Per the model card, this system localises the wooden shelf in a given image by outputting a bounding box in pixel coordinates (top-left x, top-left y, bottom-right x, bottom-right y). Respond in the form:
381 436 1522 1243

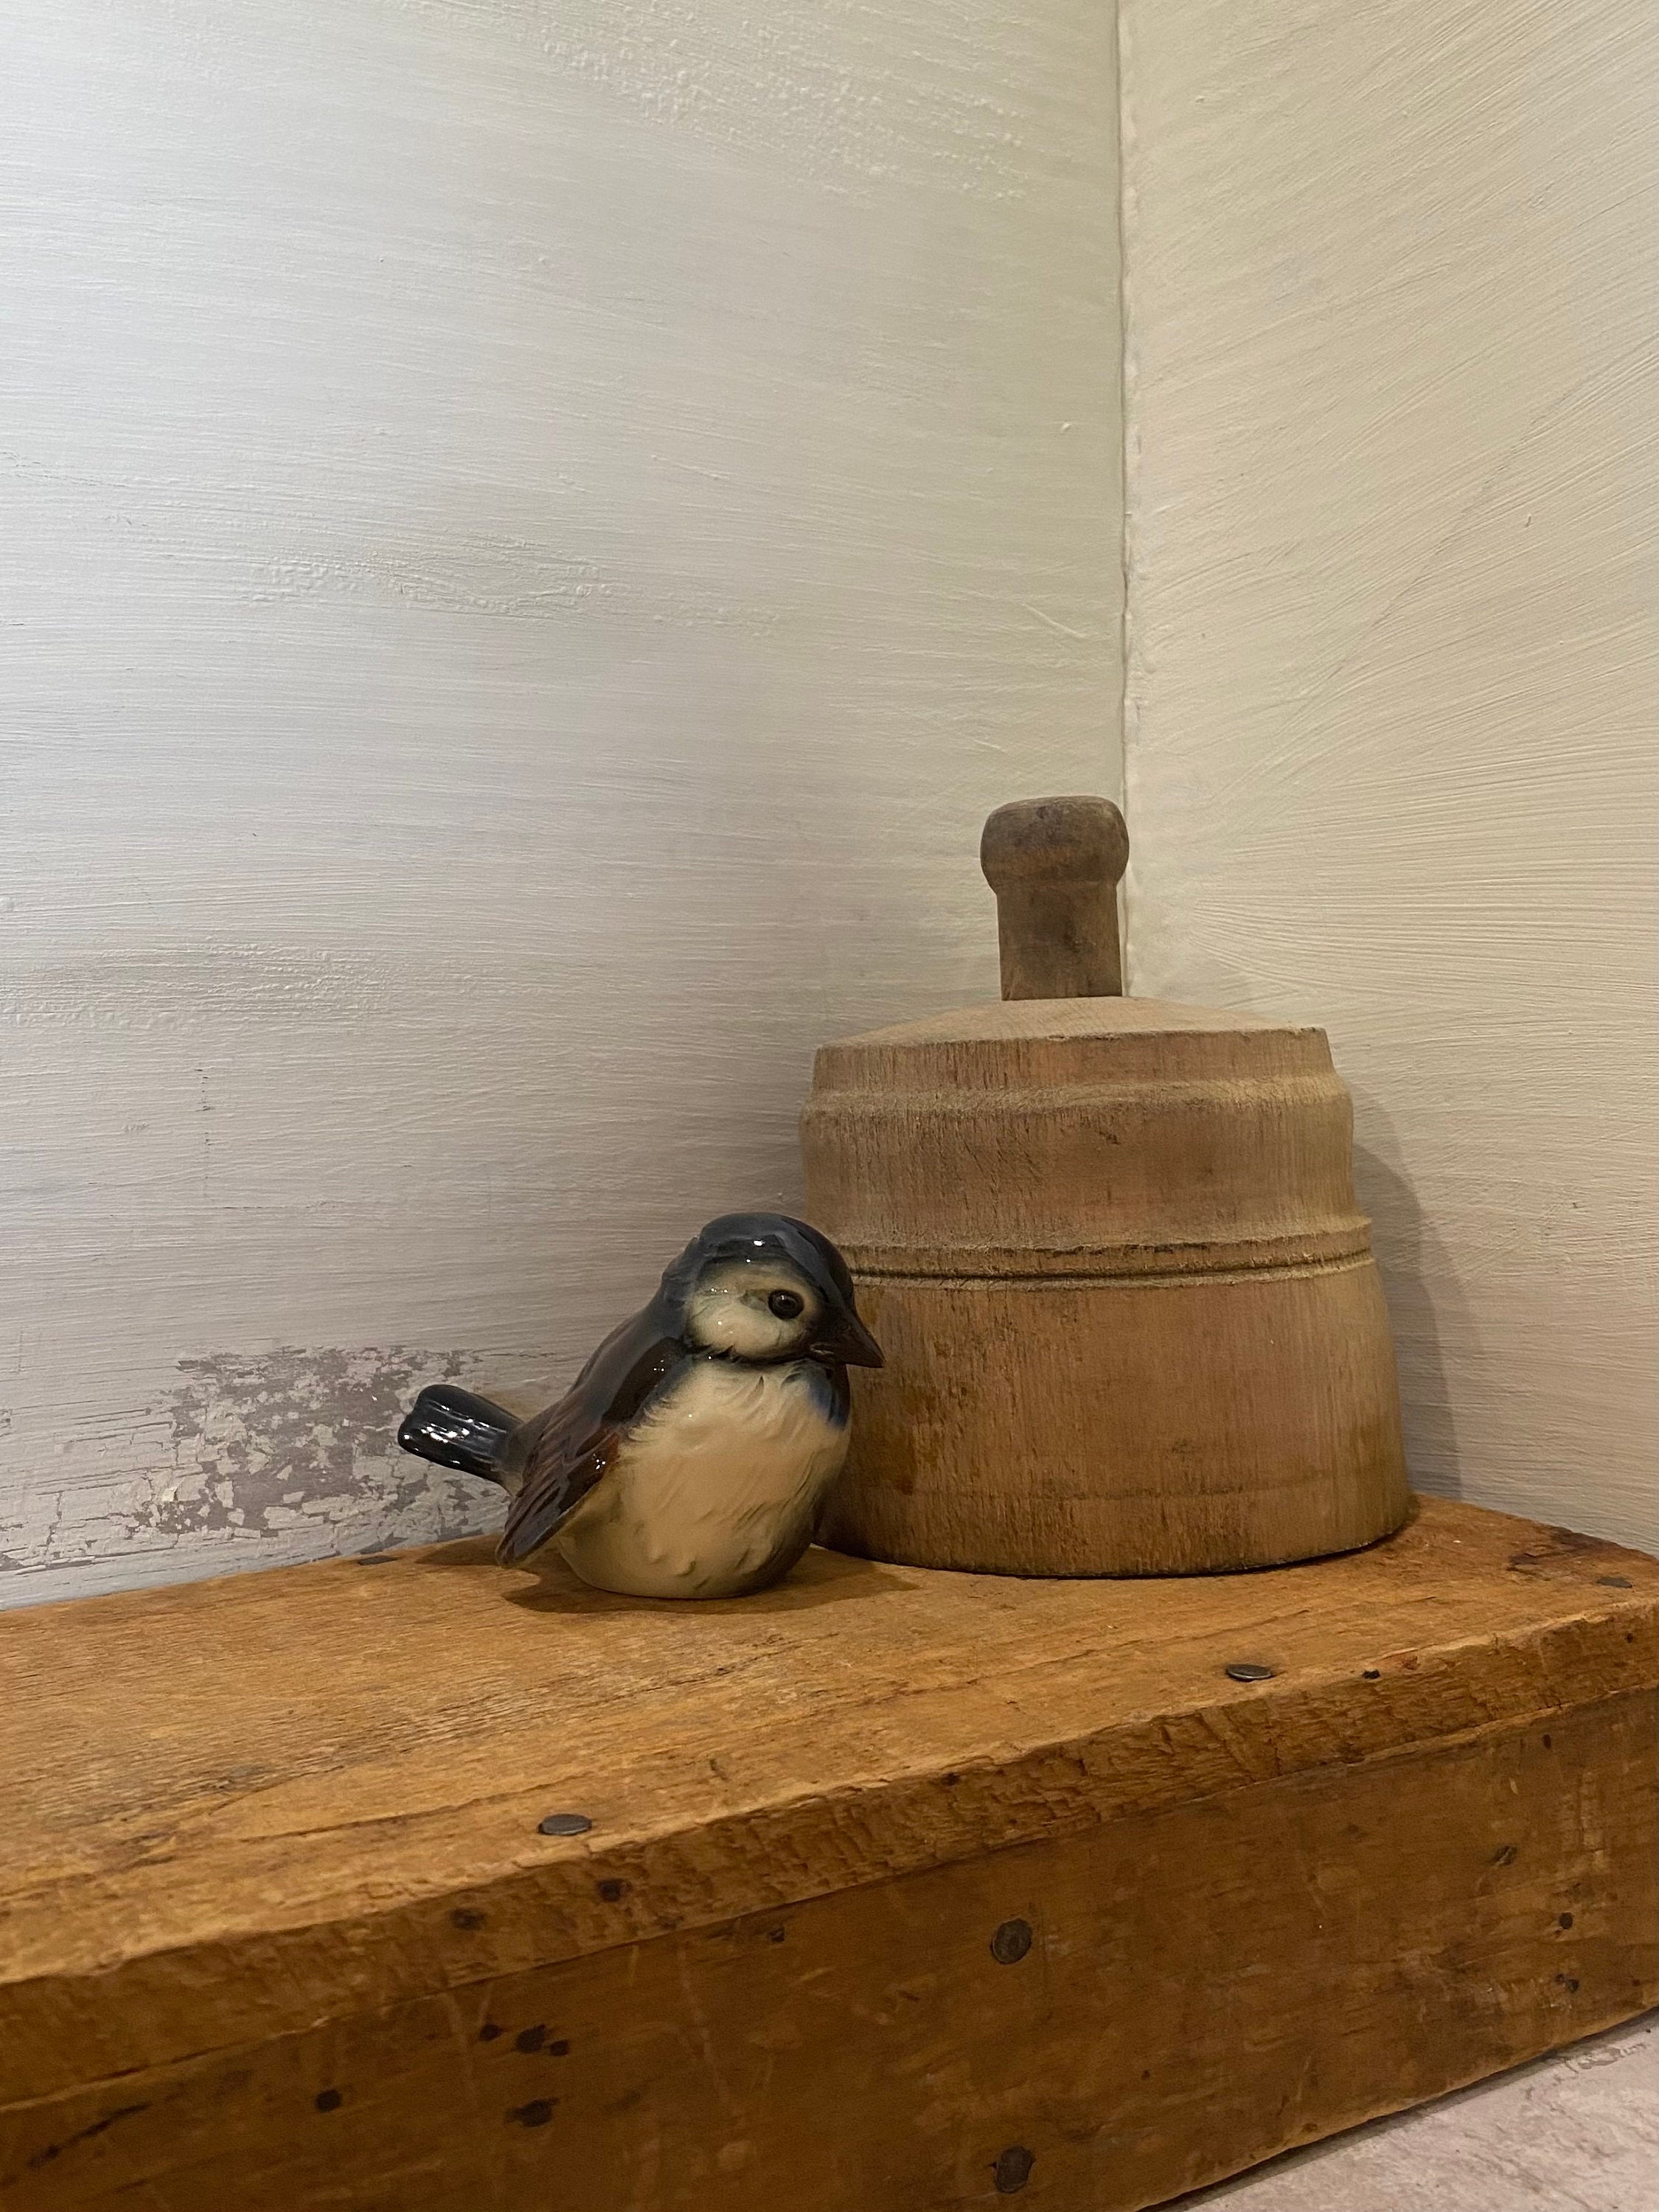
1 1495 1654 2210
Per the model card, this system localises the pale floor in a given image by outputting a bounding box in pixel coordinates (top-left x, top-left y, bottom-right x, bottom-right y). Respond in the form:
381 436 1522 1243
1169 2014 1656 2212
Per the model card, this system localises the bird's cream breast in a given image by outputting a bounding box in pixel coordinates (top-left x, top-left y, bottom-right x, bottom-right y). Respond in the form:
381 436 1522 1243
554 1360 848 1601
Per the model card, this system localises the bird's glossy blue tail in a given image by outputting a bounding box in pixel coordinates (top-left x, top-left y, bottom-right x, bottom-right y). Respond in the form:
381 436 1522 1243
397 1384 518 1481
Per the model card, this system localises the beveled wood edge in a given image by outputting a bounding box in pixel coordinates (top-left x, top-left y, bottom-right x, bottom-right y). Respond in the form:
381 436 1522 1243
839 1228 1374 1281
1 1577 1652 2106
801 1068 1345 1104
2 1672 1651 2112
806 1001 1331 1054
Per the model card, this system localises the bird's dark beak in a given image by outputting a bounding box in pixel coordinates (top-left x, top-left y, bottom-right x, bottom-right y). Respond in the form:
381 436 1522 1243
813 1306 884 1369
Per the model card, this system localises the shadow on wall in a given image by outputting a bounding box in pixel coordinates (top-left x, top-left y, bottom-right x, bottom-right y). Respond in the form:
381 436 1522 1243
1351 1089 1470 1504
1114 938 1469 1506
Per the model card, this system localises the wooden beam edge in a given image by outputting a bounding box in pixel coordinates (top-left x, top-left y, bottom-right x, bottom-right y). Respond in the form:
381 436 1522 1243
2 1601 1652 2104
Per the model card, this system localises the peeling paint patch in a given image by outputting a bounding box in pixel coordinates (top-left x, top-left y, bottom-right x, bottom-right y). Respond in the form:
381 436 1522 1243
126 1346 515 1552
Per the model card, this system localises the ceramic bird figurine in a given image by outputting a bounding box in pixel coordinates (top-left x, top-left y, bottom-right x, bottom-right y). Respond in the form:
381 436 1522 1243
397 1214 883 1599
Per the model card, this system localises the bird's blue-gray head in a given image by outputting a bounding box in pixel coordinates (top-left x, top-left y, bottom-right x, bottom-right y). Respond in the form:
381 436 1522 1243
661 1214 883 1369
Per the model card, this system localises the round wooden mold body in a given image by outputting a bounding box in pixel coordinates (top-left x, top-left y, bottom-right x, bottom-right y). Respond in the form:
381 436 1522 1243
800 994 1411 1576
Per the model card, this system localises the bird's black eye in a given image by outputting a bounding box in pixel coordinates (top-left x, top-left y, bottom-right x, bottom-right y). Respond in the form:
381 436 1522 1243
768 1290 804 1320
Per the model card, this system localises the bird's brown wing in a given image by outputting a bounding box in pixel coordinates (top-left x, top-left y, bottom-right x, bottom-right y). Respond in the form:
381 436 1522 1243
496 1308 683 1566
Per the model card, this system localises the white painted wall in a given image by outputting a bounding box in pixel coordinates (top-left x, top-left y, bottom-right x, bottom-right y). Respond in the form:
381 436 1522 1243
1 2 1122 1601
1119 0 1658 1547
7 0 1651 1604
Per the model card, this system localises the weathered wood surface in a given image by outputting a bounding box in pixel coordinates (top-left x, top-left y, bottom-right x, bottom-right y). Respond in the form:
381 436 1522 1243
1 1498 1653 2210
978 794 1129 1001
801 992 1410 1573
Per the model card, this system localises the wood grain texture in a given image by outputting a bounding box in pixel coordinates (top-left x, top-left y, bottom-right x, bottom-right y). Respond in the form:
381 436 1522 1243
980 795 1129 999
0 1498 1652 2211
4 1692 1652 2212
823 1263 1408 1576
801 996 1409 1572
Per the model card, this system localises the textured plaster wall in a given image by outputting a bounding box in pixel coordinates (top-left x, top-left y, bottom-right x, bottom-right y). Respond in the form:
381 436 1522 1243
1 1 1122 1602
1119 0 1658 1548
6 0 1652 1607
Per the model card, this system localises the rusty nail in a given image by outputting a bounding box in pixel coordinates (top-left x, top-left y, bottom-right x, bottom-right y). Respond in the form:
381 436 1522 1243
1225 1661 1275 1683
538 1812 593 1837
990 1918 1033 1965
994 2146 1035 2194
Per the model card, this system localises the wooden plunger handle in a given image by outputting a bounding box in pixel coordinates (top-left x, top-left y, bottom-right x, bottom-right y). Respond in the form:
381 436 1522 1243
979 796 1129 1001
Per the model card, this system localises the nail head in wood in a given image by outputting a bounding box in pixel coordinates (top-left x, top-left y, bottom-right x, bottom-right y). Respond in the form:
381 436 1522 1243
990 1917 1034 1964
993 2145 1035 2193
979 795 1128 1001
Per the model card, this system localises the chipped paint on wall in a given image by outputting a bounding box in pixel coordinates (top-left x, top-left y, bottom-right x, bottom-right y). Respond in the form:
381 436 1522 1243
1119 0 1658 1548
0 1 1122 1604
147 1349 493 1540
2 1348 529 1600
